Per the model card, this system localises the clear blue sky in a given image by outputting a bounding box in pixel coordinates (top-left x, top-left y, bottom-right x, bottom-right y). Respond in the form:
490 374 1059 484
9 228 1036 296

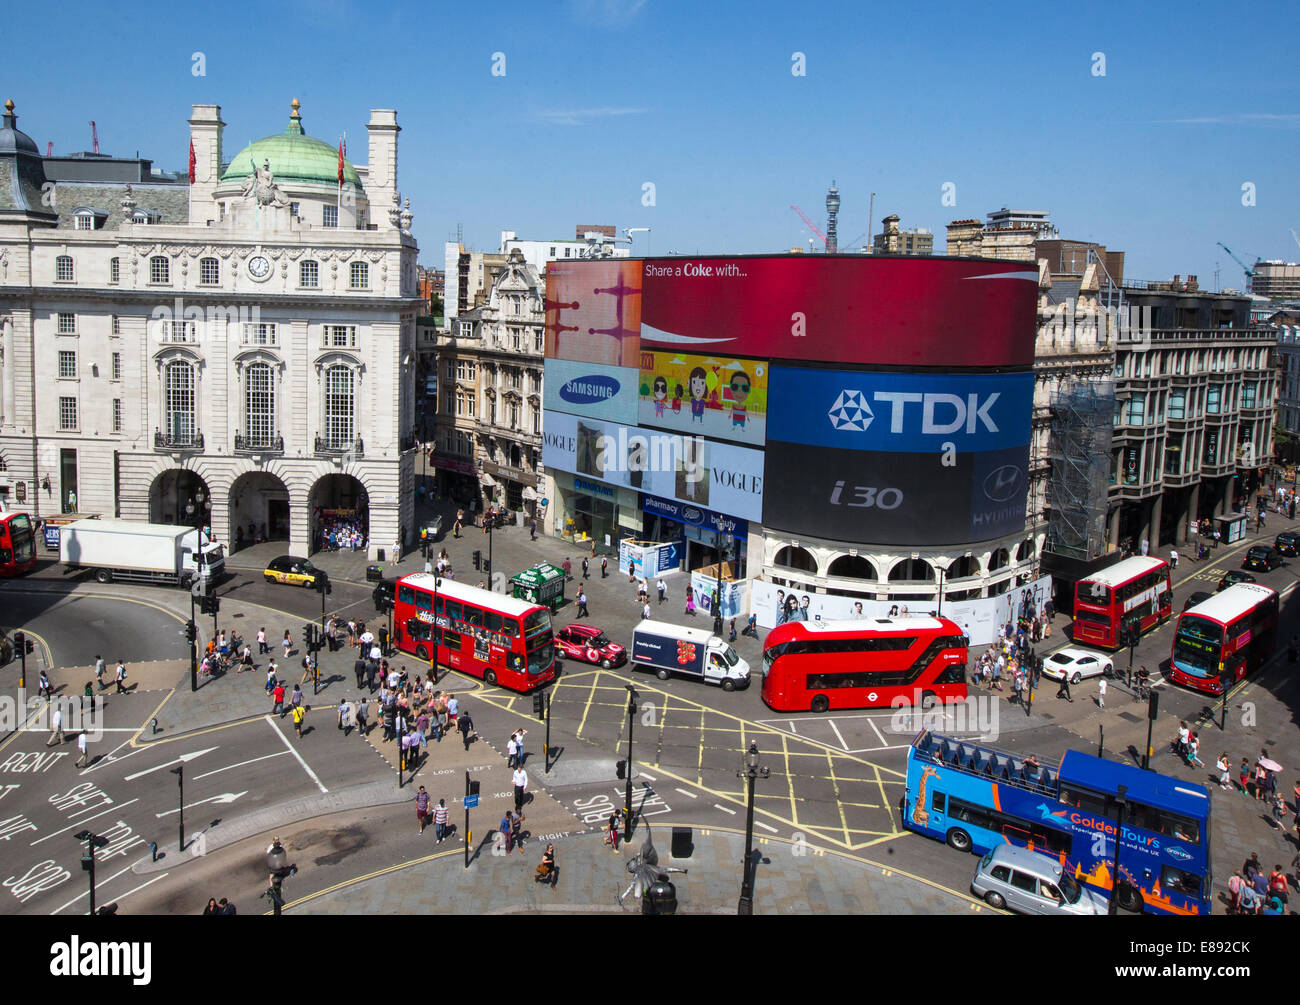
5 0 1297 288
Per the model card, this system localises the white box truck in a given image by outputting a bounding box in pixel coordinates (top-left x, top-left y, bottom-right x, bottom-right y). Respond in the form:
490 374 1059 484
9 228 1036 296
60 519 224 588
631 620 751 690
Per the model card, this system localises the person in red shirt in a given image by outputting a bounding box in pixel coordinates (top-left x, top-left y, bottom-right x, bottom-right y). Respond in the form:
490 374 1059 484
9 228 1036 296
272 683 286 718
1269 866 1289 906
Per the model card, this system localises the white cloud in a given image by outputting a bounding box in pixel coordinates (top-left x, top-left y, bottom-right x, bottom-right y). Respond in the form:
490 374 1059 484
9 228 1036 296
1139 112 1300 127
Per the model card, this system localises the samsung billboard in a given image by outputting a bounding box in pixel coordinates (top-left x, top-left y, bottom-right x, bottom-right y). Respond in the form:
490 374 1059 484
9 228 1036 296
546 256 1037 369
543 359 639 425
762 367 1033 545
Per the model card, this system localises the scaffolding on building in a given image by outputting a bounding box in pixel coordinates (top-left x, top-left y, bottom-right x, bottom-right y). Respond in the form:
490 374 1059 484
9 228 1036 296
1046 381 1115 561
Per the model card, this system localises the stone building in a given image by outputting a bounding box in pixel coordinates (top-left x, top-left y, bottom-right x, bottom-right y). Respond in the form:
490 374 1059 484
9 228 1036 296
0 98 421 560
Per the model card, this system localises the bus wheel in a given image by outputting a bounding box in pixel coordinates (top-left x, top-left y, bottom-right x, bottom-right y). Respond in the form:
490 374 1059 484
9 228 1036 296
984 890 1006 910
1116 881 1143 913
721 679 736 692
656 669 670 680
810 695 829 714
946 828 973 852
920 690 938 711
415 645 428 661
95 568 112 584
485 670 498 686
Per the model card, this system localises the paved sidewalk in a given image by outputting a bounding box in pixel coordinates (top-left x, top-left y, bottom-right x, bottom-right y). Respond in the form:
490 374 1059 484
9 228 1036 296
291 825 991 915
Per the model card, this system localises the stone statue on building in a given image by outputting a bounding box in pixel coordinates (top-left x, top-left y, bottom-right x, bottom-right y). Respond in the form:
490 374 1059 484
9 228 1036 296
241 158 291 208
120 184 136 221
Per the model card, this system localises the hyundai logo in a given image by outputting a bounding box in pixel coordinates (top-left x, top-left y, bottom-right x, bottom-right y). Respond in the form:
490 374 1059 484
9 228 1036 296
983 464 1025 502
559 375 620 404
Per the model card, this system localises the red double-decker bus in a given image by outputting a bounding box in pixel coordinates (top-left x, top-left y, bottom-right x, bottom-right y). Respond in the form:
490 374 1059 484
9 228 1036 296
391 575 556 692
0 512 37 577
761 616 968 713
1072 556 1172 649
1169 583 1278 695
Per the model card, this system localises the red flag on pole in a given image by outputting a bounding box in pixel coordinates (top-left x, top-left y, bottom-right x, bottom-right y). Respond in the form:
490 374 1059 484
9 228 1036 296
188 139 196 184
337 140 344 185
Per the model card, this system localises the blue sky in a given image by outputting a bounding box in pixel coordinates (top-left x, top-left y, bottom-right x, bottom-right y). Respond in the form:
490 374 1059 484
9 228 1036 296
5 0 1298 287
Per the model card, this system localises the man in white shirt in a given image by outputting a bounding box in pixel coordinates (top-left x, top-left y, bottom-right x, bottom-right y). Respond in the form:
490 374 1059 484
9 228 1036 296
48 704 63 746
1097 677 1107 709
513 765 528 812
506 732 518 769
76 730 89 769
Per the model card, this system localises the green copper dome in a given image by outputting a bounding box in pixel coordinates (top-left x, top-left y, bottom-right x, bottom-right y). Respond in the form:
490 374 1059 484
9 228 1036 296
221 99 360 188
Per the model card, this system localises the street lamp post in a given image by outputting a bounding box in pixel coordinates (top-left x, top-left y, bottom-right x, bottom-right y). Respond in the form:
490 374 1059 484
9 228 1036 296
624 684 637 842
713 530 733 638
737 740 770 915
1107 783 1128 915
937 565 945 617
170 765 184 852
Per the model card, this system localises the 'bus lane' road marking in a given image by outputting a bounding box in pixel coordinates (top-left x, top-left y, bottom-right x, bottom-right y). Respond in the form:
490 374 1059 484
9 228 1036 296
30 799 139 846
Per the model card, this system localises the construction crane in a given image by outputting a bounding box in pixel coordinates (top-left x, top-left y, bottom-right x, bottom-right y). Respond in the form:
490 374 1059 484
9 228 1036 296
790 205 828 248
89 120 98 155
45 142 52 156
1217 241 1257 292
1290 228 1300 252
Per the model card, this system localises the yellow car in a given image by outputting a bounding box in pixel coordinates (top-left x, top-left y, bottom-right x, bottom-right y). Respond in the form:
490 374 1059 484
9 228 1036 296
263 555 328 589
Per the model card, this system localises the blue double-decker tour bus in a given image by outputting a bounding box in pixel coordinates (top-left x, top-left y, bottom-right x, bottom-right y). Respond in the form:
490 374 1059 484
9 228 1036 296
904 730 1211 915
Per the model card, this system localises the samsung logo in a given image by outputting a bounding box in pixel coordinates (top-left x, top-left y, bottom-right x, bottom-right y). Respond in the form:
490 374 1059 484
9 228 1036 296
559 376 620 405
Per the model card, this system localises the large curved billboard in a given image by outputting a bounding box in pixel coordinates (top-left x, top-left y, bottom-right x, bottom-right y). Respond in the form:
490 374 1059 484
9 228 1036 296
546 255 1039 369
762 366 1033 545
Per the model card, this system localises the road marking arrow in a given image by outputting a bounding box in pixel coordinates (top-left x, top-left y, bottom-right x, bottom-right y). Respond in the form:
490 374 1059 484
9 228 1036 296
124 746 219 781
155 791 247 817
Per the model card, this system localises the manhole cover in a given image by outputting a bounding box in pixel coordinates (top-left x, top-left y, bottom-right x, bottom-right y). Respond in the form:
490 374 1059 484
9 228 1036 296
1117 711 1142 723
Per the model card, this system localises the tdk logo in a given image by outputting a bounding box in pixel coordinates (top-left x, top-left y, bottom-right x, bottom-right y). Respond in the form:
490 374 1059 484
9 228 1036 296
559 375 619 405
829 390 1001 435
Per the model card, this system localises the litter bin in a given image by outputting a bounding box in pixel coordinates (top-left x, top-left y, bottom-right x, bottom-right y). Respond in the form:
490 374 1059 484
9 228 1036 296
366 564 383 582
642 878 678 915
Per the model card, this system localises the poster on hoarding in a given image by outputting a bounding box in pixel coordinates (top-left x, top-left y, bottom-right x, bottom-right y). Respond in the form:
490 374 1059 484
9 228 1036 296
637 256 1038 368
748 576 1052 646
544 260 642 366
637 349 768 446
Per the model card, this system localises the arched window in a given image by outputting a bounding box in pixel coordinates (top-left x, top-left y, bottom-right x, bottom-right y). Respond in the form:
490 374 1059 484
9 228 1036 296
1015 538 1035 562
245 363 276 447
948 554 980 578
988 548 1010 572
826 555 878 581
773 546 817 575
888 558 935 583
323 365 355 448
55 255 74 282
164 361 196 444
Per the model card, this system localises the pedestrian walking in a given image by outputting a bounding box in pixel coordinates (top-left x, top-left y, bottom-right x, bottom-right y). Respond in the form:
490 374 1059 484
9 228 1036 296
513 764 528 812
48 704 63 746
500 811 514 854
641 601 651 620
529 517 537 541
515 728 528 765
685 585 696 617
1097 677 1107 709
257 628 269 655
114 660 128 694
292 703 305 738
507 730 519 768
535 843 557 887
604 810 621 851
459 711 475 750
434 798 449 842
415 786 430 834
76 730 89 769
95 655 106 690
510 808 525 850
582 556 590 579
562 557 572 579
354 657 366 689
657 578 666 605
1240 758 1251 795
282 630 292 659
600 556 608 578
338 697 352 734
576 588 589 619
290 684 303 712
38 670 51 700
356 697 369 736
1056 673 1072 702
1217 753 1232 790
1170 548 1179 570
272 682 286 717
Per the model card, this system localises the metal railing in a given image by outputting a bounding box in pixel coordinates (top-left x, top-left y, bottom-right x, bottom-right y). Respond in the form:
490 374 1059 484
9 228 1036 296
154 428 203 451
314 435 364 458
233 433 284 455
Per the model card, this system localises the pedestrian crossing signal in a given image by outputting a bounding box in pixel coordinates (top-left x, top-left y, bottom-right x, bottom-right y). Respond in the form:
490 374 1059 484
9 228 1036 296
616 759 627 779
533 692 545 719
185 621 197 644
473 550 482 571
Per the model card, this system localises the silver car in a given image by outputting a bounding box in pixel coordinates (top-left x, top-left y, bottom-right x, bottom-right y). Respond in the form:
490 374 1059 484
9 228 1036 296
971 844 1109 915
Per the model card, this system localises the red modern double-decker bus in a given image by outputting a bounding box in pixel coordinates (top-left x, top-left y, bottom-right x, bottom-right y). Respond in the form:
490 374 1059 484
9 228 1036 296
391 575 556 692
1072 556 1172 649
1169 583 1278 695
0 512 37 577
761 616 968 713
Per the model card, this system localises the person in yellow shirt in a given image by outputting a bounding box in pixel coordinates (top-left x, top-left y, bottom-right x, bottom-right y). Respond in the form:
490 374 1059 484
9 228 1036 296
292 703 306 738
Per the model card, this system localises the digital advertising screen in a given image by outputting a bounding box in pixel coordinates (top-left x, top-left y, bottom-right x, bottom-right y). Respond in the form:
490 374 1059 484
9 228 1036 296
637 349 768 446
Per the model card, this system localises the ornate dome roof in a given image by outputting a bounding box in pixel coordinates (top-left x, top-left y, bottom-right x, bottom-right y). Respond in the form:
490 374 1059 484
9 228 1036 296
0 99 54 218
220 99 360 188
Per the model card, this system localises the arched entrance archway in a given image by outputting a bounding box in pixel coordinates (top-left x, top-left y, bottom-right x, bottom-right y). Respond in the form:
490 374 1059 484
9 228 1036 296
229 471 290 552
150 469 212 529
308 473 368 553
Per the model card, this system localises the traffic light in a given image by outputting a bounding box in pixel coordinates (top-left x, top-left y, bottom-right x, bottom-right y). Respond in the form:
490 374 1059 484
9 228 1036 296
616 759 627 779
315 576 332 596
13 630 24 654
532 692 545 720
483 559 491 575
467 779 480 798
473 550 482 571
185 621 197 644
302 623 314 651
200 596 220 616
